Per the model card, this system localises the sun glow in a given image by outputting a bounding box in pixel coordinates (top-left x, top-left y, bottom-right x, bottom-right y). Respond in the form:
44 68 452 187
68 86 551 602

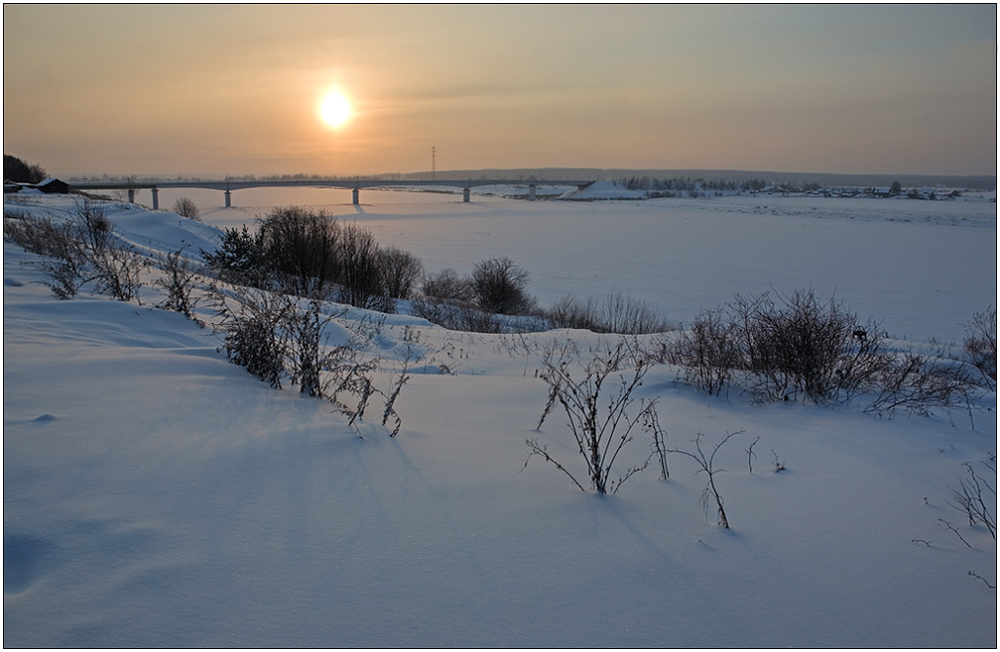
319 90 352 129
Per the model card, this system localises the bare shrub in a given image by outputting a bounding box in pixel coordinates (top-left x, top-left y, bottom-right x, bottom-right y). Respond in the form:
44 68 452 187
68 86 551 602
672 307 740 395
865 351 977 416
472 257 535 315
380 246 423 300
209 286 413 435
527 338 657 494
948 455 996 539
211 286 292 389
336 222 393 312
258 206 341 297
287 299 339 397
548 290 671 334
679 289 896 405
74 199 114 258
5 206 144 302
736 289 860 403
423 268 474 303
666 288 978 417
964 307 997 390
411 297 496 333
667 431 743 528
71 200 147 303
4 211 86 298
89 241 146 303
4 210 80 259
172 197 200 221
155 246 203 321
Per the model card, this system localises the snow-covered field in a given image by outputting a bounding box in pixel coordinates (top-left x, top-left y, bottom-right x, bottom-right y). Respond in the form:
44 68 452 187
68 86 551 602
4 190 997 647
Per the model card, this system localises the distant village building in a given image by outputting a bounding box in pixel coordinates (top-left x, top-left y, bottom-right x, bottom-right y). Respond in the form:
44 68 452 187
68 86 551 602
37 178 70 194
3 177 70 194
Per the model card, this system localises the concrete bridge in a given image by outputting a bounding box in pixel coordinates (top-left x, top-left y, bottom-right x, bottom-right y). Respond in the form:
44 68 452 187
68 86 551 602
70 178 595 210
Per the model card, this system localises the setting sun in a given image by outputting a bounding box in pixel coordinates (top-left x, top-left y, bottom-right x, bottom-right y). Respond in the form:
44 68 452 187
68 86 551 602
319 90 352 129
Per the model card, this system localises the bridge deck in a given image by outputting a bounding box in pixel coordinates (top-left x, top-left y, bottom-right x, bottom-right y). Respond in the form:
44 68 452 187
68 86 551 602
70 179 594 191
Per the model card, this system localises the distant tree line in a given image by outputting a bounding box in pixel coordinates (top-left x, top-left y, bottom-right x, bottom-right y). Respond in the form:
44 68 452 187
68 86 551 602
4 154 47 184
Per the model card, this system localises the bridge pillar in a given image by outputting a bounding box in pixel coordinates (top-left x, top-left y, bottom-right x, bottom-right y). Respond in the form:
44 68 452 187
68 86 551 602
151 186 159 210
529 184 537 201
352 188 360 205
224 190 231 208
463 186 470 202
127 188 135 203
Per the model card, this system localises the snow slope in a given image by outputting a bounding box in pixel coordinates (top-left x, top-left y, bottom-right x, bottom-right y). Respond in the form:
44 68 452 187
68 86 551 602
3 193 996 647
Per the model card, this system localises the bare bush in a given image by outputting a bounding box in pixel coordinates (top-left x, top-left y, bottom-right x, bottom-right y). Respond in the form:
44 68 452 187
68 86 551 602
89 240 146 303
287 299 339 397
472 257 535 315
948 455 996 539
4 211 86 298
666 288 964 415
155 246 203 321
209 286 412 435
865 352 977 416
423 268 474 303
258 207 341 297
412 297 518 334
667 431 744 528
172 197 200 221
211 286 292 389
74 199 114 258
734 289 862 403
68 199 146 303
548 290 671 334
672 307 740 395
4 210 80 259
336 222 393 312
380 246 423 300
964 307 997 390
527 339 657 494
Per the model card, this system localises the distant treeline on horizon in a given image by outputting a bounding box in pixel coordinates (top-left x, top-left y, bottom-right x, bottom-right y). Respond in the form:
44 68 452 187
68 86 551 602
62 168 996 191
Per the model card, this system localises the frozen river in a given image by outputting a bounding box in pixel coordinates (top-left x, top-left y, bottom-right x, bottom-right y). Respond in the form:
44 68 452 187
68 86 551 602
156 185 996 343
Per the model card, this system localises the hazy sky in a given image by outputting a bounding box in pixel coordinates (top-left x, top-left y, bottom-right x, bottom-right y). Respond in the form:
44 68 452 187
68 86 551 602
4 4 996 178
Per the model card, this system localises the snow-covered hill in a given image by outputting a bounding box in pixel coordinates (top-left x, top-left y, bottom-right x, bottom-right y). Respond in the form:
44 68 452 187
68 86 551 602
4 193 996 647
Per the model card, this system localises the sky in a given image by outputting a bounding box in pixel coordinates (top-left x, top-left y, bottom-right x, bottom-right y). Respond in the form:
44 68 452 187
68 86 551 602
3 4 997 179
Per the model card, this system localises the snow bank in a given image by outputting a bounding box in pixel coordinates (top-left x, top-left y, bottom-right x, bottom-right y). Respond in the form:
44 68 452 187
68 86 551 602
560 180 646 200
